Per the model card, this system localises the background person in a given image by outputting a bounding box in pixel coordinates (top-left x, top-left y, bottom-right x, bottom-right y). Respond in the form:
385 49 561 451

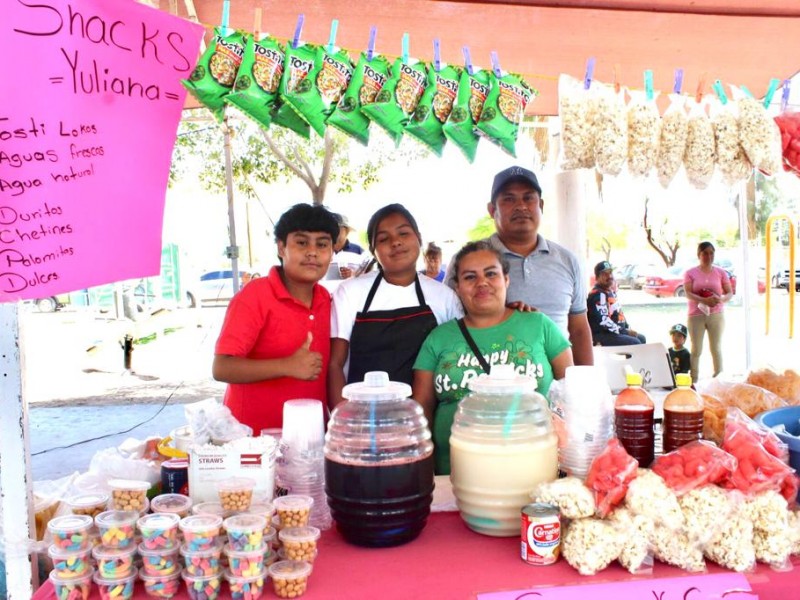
684 241 732 382
212 204 339 432
328 203 463 409
668 323 691 375
587 261 646 346
420 242 446 282
413 240 573 475
446 166 593 366
332 213 364 279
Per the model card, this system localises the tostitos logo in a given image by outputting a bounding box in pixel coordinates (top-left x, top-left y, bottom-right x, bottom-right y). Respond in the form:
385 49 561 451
527 522 559 547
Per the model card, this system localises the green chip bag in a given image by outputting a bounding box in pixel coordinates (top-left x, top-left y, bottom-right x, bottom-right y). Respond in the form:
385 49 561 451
282 47 354 137
476 72 536 157
271 42 317 139
405 64 461 156
442 69 491 163
327 52 391 146
224 35 285 129
182 27 247 120
361 58 428 146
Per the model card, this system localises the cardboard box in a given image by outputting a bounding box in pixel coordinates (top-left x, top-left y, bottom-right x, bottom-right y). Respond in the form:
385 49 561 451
188 437 276 504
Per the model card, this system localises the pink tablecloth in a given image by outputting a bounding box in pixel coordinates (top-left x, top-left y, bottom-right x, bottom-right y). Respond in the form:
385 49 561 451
35 511 800 599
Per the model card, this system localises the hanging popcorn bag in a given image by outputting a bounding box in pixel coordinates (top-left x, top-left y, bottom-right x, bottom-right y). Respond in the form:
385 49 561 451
558 73 597 170
656 93 689 187
593 82 628 176
684 97 716 189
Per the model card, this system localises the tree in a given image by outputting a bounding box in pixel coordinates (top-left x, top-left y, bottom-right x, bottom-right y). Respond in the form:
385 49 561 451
467 216 495 241
643 197 680 266
170 108 427 204
586 211 629 262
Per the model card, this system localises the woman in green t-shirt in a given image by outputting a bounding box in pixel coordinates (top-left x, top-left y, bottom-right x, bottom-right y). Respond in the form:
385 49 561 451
412 240 574 475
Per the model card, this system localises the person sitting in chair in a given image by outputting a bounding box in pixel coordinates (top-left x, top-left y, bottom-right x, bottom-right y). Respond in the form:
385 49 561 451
588 261 646 346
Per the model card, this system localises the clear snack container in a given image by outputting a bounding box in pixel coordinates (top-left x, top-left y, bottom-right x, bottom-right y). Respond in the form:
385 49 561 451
263 526 278 554
92 544 136 579
180 542 223 576
224 568 267 600
278 526 320 563
68 493 109 519
191 502 231 518
182 570 223 600
48 514 94 552
268 560 313 598
223 543 267 578
108 479 150 512
95 510 139 549
49 568 93 600
138 542 180 576
93 571 137 600
223 514 267 552
277 547 318 563
47 544 92 579
138 512 181 550
273 495 314 528
216 477 256 512
179 514 223 552
450 364 558 537
139 568 182 599
151 494 193 519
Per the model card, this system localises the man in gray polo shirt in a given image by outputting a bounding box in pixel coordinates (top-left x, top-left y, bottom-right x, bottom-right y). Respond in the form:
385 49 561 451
447 166 594 366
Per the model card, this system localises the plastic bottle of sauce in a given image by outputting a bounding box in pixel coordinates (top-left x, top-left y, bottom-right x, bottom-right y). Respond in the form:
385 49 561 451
662 373 704 454
614 372 655 467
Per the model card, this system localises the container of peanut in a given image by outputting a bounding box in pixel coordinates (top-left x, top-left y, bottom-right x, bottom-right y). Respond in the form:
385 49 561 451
278 526 320 563
268 560 313 598
273 495 314 528
216 477 256 512
68 493 109 519
108 479 150 512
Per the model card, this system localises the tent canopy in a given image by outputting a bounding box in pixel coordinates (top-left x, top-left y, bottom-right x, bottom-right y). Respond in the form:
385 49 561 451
165 0 800 115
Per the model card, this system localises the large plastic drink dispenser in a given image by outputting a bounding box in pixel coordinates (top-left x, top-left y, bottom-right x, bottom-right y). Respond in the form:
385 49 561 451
450 365 558 537
324 371 434 547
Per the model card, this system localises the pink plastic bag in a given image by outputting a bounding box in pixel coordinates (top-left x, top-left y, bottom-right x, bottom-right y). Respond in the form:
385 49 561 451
585 438 638 517
652 440 737 496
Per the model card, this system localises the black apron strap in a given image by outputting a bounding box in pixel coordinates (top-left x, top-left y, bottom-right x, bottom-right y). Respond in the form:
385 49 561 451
413 276 425 305
456 318 491 374
361 272 384 313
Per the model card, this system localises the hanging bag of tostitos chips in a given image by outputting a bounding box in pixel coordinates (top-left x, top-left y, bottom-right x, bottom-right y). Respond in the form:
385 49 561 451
405 57 460 156
271 41 318 139
442 57 491 163
327 50 391 146
182 27 247 121
476 68 535 157
224 35 285 129
283 44 354 138
361 42 428 147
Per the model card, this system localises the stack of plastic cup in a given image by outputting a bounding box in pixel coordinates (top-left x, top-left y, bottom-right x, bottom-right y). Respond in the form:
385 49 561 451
276 400 331 530
558 365 615 479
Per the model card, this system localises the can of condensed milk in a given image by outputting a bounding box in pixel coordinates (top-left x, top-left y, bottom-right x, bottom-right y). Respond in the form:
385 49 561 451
521 502 561 565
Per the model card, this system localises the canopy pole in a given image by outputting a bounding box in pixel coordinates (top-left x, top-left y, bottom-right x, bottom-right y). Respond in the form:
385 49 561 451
0 302 35 598
223 115 240 294
737 181 753 370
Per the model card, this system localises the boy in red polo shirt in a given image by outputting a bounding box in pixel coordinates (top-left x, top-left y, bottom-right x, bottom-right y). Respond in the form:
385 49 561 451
212 203 339 432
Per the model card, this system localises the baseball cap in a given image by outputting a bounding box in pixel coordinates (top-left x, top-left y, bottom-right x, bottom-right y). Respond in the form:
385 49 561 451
490 166 542 202
333 213 354 231
669 323 688 337
594 261 613 277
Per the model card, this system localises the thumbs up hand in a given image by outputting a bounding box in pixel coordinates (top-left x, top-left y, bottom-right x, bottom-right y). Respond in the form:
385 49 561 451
287 332 323 380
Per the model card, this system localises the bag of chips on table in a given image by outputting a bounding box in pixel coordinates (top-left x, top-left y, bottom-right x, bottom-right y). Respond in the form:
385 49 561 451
476 71 535 157
656 93 689 187
271 42 317 138
224 35 284 128
361 58 428 146
182 27 247 121
593 82 627 176
626 89 661 177
283 46 354 137
442 68 491 162
327 52 392 146
733 85 782 175
558 74 597 170
710 96 752 186
405 64 461 156
684 97 716 189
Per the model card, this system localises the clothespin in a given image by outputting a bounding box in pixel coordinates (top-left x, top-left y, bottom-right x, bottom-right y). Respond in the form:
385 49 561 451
327 19 338 54
221 0 230 36
613 64 620 94
401 33 409 64
253 7 262 39
781 79 792 113
673 68 684 95
695 73 707 103
490 51 502 78
292 14 304 49
463 46 474 76
583 57 595 91
433 39 441 72
763 78 780 108
644 69 654 101
366 26 377 61
712 80 728 105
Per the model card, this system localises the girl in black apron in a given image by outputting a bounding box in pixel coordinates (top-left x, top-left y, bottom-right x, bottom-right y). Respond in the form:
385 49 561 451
328 204 443 408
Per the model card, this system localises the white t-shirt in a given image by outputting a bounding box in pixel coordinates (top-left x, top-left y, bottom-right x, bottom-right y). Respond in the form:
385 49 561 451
331 271 464 342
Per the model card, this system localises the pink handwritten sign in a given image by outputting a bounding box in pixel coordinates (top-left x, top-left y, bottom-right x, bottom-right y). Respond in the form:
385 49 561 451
477 573 757 600
0 0 203 301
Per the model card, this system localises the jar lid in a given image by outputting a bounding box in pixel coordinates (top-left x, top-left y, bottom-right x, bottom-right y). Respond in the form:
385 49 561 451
341 371 411 402
466 364 537 394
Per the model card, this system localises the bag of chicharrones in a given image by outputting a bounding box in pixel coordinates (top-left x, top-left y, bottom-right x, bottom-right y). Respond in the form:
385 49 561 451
684 97 716 188
733 85 782 176
593 82 628 176
746 367 800 406
710 95 753 186
626 89 661 177
656 93 689 187
558 73 597 170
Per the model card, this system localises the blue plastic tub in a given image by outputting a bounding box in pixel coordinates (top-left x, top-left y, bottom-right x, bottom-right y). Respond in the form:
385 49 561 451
755 406 800 498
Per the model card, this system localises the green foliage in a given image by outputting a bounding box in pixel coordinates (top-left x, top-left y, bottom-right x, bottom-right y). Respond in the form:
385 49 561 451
467 216 495 241
586 211 630 260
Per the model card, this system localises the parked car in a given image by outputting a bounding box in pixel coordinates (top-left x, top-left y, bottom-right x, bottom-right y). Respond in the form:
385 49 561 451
644 265 764 298
198 270 257 303
777 269 800 292
614 263 659 290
